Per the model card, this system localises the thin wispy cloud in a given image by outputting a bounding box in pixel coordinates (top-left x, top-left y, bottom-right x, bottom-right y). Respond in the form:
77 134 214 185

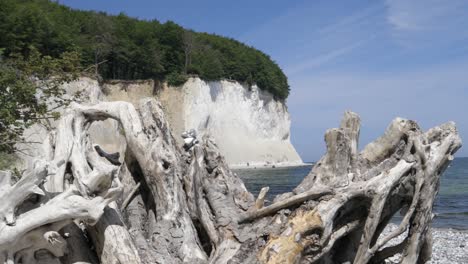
386 0 468 31
385 0 468 47
238 1 386 69
286 36 373 76
317 4 384 36
238 2 317 47
279 3 384 76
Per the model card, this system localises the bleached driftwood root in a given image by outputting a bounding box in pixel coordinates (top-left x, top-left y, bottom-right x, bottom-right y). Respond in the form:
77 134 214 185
0 102 133 264
0 98 461 264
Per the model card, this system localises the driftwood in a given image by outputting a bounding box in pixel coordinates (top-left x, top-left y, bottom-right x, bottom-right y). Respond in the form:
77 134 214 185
0 98 461 264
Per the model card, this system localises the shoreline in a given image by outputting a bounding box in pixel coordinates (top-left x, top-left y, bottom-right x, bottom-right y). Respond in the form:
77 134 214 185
230 161 313 169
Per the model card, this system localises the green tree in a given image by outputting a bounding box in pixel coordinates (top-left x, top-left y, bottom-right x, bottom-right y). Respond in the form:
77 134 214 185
90 13 115 78
0 47 80 152
192 46 224 81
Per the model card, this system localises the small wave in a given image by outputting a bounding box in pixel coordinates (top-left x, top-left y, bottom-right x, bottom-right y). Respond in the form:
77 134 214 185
436 212 468 216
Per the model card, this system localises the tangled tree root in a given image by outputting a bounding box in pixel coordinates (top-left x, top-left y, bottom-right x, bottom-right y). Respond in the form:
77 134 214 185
0 99 461 264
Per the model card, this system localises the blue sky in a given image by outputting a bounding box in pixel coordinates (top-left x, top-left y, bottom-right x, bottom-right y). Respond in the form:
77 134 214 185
61 0 468 161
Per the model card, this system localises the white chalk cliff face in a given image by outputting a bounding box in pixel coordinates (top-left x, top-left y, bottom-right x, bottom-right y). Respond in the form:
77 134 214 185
21 77 303 168
162 78 303 167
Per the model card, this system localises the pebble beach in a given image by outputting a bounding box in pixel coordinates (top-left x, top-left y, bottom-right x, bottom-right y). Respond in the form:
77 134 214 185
382 224 468 264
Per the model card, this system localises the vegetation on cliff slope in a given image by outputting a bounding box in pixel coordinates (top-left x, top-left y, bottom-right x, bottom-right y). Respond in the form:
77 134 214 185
0 0 290 99
0 47 80 153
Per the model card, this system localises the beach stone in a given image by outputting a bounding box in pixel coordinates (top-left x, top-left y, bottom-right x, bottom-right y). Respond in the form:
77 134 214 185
381 224 468 264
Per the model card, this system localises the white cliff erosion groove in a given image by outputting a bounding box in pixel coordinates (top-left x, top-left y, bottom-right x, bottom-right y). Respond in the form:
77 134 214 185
0 97 461 263
173 78 303 167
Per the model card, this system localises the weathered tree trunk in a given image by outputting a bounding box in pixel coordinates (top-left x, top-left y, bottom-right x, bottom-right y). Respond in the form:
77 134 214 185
0 98 461 264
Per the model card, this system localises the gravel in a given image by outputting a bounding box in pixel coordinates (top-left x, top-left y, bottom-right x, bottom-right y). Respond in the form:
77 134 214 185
380 224 468 264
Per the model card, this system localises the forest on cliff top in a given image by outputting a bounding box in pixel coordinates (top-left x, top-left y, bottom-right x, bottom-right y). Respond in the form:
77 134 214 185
0 0 290 99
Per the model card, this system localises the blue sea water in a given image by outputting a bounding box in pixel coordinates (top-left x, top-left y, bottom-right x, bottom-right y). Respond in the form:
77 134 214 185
234 157 468 230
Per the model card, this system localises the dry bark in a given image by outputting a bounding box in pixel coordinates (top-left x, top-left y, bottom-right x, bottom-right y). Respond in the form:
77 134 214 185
0 99 461 264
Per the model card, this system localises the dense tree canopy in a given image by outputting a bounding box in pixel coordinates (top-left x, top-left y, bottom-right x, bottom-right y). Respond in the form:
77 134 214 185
0 0 290 99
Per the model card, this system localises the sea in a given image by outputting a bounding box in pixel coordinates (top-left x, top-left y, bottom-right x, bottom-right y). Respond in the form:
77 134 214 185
234 157 468 230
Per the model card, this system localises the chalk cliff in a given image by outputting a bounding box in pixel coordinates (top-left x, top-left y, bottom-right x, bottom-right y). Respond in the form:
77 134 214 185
157 78 303 167
22 77 303 167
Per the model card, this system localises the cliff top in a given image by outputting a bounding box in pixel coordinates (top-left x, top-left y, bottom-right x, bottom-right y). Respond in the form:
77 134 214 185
0 0 290 99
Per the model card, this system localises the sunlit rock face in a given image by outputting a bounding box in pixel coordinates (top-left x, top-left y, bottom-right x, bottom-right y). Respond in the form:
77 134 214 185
21 77 303 168
17 78 105 168
158 78 303 167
